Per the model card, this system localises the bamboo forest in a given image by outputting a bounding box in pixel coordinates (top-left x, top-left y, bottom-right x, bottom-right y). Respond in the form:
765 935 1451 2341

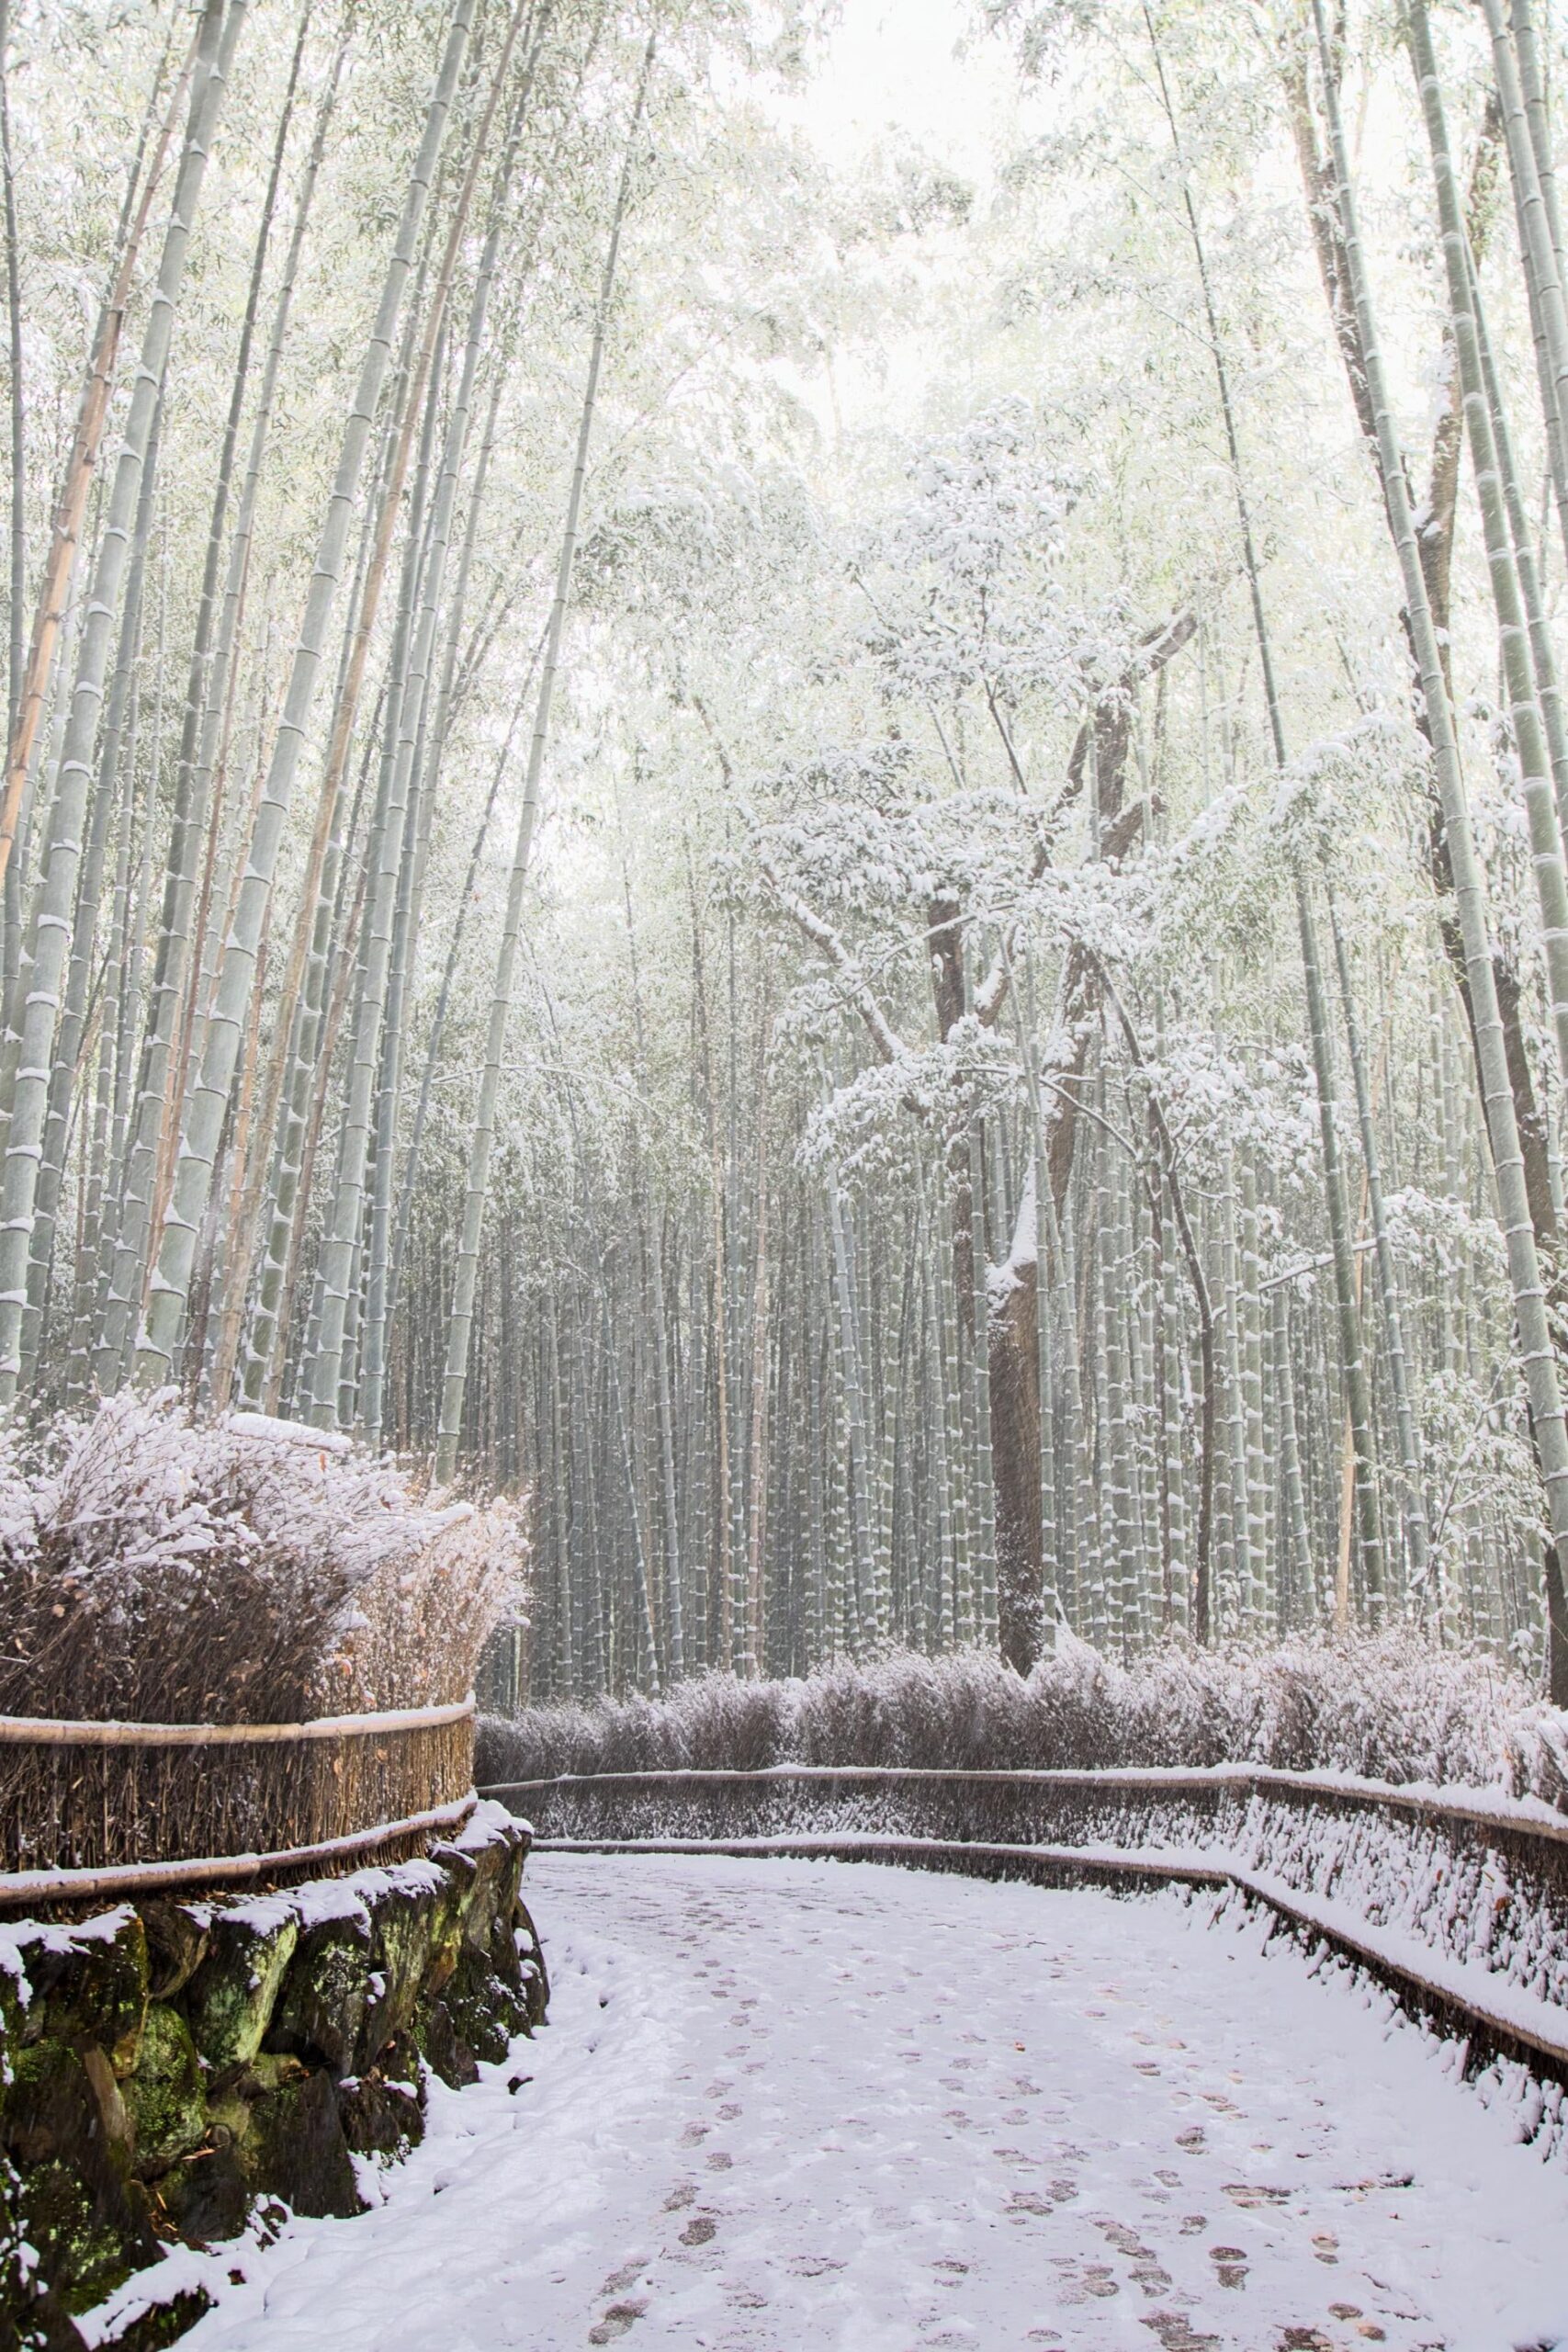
10 0 1568 1712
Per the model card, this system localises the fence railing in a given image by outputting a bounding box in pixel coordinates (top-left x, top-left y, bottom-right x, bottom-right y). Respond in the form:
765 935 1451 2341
1 1697 476 1900
484 1759 1568 2085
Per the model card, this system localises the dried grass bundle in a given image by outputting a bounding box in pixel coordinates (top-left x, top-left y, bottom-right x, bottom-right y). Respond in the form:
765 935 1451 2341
327 1502 526 1714
481 1629 1568 1808
0 1394 527 1724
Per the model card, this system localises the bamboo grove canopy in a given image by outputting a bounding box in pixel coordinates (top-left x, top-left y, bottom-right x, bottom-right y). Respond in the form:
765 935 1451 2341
6 0 1568 1703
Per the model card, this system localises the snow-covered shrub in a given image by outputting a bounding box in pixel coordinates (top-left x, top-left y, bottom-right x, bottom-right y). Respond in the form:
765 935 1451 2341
0 1394 526 1724
482 1630 1568 1806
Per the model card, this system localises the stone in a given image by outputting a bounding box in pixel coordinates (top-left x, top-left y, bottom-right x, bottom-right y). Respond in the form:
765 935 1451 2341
2 2038 153 2313
125 2007 207 2175
0 2151 88 2351
139 1909 210 2005
77 2049 130 2158
99 2289 213 2351
233 2068 362 2222
152 2148 248 2251
22 1917 148 2079
183 1905 298 2072
10 2156 148 2317
6 2035 131 2174
335 2070 423 2163
358 1871 460 2067
438 1820 527 1963
265 1905 373 2076
431 1948 526 2073
515 1899 549 2028
0 2285 86 2351
413 1995 479 2090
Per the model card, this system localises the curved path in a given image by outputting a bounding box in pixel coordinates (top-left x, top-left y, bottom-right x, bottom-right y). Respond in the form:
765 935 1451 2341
157 1855 1566 2352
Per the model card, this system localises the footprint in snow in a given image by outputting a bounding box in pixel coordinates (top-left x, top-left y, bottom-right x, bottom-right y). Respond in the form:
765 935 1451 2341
1094 2217 1172 2296
1053 2259 1120 2303
587 2301 647 2345
1142 2312 1222 2350
1224 2182 1291 2211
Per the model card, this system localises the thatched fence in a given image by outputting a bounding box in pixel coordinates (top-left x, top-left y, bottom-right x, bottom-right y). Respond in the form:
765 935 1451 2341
484 1759 1568 2095
0 1696 476 1908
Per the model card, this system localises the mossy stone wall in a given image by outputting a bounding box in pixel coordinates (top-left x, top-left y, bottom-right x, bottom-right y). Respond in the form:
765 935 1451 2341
0 1804 545 2351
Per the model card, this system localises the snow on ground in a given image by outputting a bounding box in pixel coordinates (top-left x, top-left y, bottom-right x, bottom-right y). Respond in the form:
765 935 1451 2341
162 1854 1568 2352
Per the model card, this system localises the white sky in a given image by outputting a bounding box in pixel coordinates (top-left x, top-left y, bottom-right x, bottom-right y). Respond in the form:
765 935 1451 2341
744 0 1031 447
773 0 1019 187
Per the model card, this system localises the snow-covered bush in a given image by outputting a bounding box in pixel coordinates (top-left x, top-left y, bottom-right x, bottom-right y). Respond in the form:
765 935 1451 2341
0 1394 526 1724
482 1631 1568 1807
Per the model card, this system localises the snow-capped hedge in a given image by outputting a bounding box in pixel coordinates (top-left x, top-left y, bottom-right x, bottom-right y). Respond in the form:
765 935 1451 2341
0 1394 526 1724
482 1632 1568 1808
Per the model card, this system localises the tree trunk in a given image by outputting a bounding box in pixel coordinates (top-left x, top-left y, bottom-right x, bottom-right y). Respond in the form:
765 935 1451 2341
989 1171 1043 1672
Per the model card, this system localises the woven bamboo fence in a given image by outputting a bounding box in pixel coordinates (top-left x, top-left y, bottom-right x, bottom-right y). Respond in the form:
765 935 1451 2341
482 1760 1568 2086
0 1698 476 1894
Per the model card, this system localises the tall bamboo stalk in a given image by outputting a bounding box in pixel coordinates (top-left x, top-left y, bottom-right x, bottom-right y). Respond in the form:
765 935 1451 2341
0 0 244 1409
1145 4 1384 1615
1314 0 1568 1680
134 0 476 1388
96 19 344 1386
432 38 653 1477
0 15 195 896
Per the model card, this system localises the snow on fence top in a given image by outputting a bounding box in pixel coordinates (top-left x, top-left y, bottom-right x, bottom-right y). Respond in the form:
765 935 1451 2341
0 1696 476 1745
0 1792 479 1911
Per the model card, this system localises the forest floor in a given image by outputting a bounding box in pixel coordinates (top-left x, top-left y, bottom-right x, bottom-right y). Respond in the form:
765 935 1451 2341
126 1854 1568 2352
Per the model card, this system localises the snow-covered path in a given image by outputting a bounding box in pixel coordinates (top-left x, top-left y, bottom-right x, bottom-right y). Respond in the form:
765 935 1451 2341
169 1854 1568 2352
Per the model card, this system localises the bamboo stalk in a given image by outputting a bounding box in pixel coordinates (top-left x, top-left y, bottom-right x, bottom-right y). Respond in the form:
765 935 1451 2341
434 36 655 1478
134 0 477 1388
